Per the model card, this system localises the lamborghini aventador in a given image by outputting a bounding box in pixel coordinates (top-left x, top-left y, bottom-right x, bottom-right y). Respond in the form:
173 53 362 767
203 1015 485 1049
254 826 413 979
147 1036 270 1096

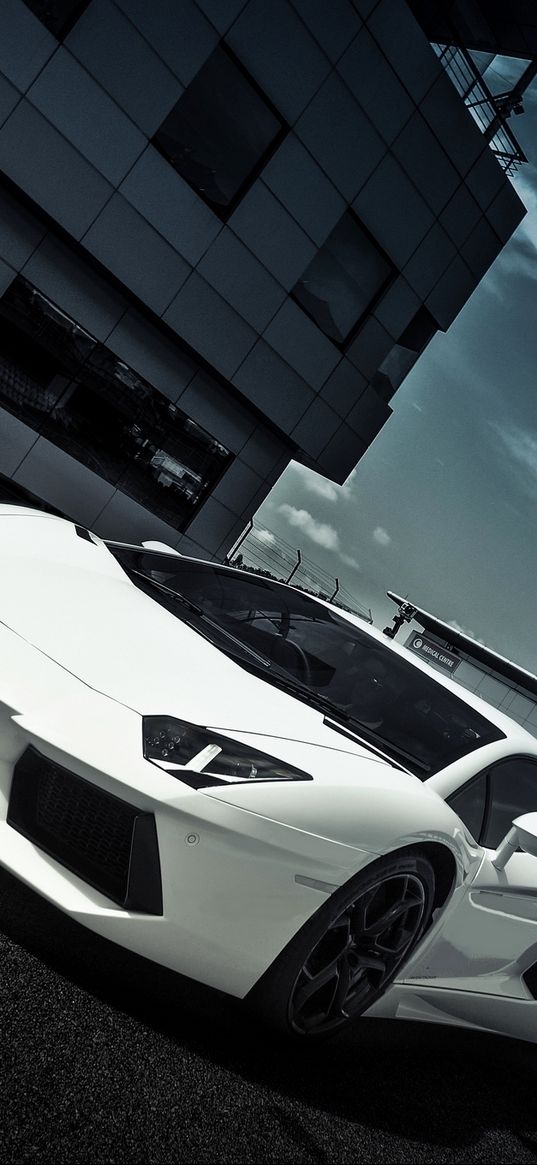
2 504 537 1041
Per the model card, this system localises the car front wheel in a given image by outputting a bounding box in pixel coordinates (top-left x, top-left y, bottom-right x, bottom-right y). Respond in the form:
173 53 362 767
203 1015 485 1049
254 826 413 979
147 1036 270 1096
249 851 436 1037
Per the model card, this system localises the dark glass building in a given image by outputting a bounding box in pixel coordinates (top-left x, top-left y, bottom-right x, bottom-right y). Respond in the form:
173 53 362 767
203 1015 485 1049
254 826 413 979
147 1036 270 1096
0 0 531 556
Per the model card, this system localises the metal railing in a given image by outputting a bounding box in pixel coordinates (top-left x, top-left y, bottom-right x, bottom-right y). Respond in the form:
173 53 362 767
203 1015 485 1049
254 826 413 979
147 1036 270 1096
433 43 527 176
226 518 372 622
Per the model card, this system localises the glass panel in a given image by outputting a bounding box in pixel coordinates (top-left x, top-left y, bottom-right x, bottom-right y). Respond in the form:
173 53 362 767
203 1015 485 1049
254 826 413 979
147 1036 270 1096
0 280 96 432
108 550 504 778
484 759 537 849
23 1 90 39
448 773 488 841
0 280 96 375
153 47 283 212
0 315 65 429
0 277 231 529
44 377 138 485
293 214 394 344
117 397 230 526
325 215 392 304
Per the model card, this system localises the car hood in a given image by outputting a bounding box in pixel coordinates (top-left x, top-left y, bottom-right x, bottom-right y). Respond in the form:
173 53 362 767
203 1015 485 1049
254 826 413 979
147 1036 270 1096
0 542 422 783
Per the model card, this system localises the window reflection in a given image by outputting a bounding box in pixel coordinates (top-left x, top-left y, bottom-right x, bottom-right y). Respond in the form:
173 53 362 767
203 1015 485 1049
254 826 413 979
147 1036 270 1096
293 213 395 345
372 307 438 401
153 46 285 215
112 549 504 778
485 760 537 849
0 278 231 529
448 773 488 841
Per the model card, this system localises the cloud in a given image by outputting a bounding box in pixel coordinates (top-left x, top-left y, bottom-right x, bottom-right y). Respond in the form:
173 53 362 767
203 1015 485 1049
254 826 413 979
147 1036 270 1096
307 477 339 501
340 553 361 571
373 526 391 547
254 527 275 545
488 234 537 299
511 168 537 250
448 619 487 647
290 462 357 501
343 467 358 494
488 421 537 495
278 504 341 550
448 619 476 638
482 166 537 298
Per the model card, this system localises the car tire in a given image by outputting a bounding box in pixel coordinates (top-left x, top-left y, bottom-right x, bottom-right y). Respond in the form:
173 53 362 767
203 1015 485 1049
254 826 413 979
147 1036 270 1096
248 850 436 1038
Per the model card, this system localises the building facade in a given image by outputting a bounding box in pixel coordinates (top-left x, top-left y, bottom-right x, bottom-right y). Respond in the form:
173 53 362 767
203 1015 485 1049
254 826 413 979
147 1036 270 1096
0 0 529 556
385 592 537 740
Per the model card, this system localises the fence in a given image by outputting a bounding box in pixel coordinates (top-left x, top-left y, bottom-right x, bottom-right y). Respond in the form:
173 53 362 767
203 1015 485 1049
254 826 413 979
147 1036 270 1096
226 518 372 623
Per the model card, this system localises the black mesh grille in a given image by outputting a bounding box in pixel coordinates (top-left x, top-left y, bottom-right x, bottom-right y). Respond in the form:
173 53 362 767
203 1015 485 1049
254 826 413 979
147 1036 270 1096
35 766 134 884
8 747 162 913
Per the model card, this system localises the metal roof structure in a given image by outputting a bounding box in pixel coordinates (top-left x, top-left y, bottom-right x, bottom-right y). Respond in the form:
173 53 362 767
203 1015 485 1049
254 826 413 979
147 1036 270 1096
410 0 537 175
386 590 537 699
409 1 537 59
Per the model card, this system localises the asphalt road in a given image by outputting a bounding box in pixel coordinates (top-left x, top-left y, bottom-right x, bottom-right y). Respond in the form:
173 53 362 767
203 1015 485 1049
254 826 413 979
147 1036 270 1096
2 866 537 1164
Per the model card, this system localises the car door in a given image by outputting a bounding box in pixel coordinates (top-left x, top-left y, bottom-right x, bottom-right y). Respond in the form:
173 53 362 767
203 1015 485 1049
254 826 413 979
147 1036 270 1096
387 757 537 1041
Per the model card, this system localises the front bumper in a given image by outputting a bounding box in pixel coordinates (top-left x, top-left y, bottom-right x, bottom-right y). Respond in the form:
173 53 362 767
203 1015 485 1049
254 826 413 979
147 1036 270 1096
0 686 377 997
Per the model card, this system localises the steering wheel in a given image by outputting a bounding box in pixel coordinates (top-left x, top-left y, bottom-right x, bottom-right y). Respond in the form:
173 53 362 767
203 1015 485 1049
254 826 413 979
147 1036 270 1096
270 637 313 685
288 641 313 685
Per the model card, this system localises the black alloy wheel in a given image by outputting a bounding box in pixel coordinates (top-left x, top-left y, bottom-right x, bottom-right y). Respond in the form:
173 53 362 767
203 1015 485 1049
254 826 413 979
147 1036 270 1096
250 852 436 1038
289 868 429 1035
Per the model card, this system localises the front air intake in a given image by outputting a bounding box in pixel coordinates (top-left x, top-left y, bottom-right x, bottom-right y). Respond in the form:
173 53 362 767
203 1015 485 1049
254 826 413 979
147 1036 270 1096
8 747 162 914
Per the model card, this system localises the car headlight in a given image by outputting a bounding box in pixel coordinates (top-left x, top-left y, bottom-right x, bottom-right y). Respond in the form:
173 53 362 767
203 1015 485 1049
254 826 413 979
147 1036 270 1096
143 716 312 788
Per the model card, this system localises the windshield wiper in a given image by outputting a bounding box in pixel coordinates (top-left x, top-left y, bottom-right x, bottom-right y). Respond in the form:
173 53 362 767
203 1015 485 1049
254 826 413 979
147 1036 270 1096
129 568 204 614
254 670 429 774
128 568 273 668
324 716 430 775
257 670 352 720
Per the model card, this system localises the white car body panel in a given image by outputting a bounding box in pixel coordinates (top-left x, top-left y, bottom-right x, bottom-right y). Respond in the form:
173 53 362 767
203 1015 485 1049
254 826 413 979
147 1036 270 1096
2 507 537 1036
0 610 467 997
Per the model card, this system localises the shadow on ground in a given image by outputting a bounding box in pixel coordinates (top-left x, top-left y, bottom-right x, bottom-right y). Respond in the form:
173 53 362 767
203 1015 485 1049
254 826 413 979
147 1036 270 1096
2 866 537 1163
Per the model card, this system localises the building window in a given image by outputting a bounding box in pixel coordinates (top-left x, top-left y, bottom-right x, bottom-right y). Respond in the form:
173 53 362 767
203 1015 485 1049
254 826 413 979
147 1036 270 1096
0 278 231 530
153 46 286 217
23 1 90 39
292 213 396 347
373 306 438 403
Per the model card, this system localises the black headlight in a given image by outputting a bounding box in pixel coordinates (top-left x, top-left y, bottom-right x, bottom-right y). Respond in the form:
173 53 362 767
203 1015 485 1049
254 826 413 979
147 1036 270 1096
143 716 312 788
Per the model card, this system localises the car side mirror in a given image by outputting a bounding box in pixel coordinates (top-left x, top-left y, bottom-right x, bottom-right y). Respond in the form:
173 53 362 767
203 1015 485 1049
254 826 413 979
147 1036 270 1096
492 812 537 870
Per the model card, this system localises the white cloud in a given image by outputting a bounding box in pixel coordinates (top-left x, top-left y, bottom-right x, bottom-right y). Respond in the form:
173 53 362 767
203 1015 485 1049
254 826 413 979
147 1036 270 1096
448 619 487 647
340 553 361 571
254 527 275 545
481 165 537 299
512 168 537 249
278 504 341 550
290 462 357 501
373 526 391 547
342 467 358 494
309 478 339 501
488 422 537 495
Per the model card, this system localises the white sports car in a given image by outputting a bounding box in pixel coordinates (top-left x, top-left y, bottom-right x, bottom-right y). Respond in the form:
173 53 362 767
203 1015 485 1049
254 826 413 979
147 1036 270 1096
2 504 537 1042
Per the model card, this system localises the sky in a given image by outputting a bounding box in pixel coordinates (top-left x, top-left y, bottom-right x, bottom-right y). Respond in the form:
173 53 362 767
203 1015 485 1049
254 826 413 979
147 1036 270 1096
252 63 537 672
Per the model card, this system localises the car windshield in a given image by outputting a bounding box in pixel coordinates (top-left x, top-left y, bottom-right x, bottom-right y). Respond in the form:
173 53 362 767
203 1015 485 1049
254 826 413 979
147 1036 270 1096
110 547 504 777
